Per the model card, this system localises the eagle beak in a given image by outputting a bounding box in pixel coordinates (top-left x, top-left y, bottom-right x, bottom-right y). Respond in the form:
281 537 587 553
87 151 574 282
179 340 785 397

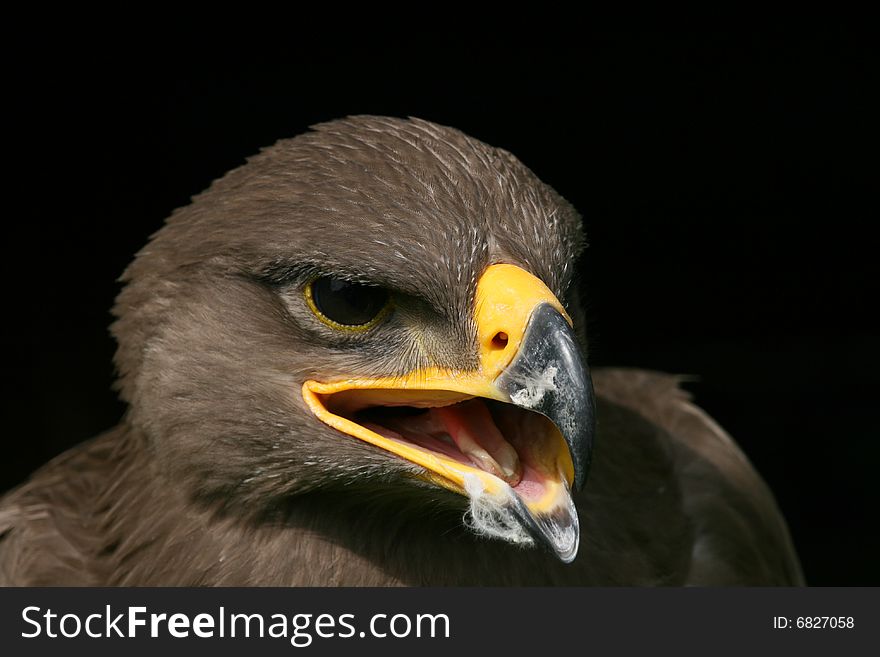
302 264 595 562
495 302 595 493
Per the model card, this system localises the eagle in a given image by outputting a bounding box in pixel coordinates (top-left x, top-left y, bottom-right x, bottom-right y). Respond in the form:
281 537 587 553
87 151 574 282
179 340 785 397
0 116 803 585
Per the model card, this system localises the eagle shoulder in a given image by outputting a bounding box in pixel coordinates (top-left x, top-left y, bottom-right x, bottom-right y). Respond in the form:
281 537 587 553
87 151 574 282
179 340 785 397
592 367 804 585
0 430 122 586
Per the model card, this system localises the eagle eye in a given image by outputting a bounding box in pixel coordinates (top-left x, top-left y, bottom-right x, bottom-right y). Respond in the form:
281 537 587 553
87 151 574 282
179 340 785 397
304 277 392 331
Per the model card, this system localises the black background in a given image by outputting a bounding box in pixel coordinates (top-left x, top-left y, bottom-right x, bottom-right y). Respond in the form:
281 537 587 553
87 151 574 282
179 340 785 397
2 27 876 584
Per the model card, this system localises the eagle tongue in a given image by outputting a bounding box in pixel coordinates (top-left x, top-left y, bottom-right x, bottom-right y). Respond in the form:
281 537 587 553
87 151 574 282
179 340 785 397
433 400 523 486
363 400 523 486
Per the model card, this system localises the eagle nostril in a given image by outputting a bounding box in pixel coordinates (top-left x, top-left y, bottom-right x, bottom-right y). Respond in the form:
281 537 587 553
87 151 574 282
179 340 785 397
491 332 509 350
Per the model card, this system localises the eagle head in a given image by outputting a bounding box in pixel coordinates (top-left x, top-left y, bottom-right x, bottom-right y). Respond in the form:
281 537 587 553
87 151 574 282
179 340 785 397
111 116 594 562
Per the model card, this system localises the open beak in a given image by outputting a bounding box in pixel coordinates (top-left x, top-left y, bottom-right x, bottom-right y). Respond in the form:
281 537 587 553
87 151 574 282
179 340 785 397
302 264 596 562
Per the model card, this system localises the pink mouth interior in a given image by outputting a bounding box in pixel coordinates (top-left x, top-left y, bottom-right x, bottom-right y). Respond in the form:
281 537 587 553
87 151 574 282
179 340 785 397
336 396 561 503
